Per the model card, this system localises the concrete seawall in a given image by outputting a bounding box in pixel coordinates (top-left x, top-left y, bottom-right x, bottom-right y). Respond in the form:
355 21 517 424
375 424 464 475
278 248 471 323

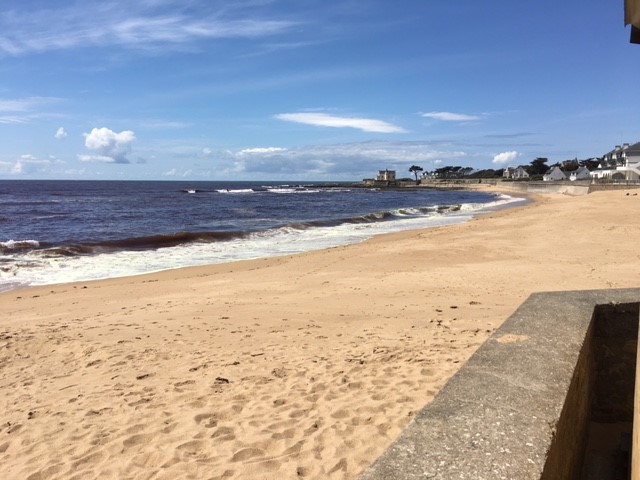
497 182 640 196
424 181 640 196
360 289 640 480
501 182 591 195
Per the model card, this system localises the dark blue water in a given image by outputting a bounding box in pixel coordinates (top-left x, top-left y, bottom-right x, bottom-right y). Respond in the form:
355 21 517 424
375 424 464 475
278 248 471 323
0 180 515 290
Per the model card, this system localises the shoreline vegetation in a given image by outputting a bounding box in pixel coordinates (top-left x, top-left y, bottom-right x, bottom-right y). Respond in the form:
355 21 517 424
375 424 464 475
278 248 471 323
2 184 640 479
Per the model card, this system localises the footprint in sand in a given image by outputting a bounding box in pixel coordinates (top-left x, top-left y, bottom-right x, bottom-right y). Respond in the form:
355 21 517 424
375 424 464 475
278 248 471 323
231 447 265 462
271 428 295 440
161 422 178 434
288 409 307 419
123 433 154 450
194 413 218 428
26 464 63 480
328 458 348 474
176 440 207 457
303 421 321 436
72 449 106 469
211 426 235 441
174 380 195 388
331 409 349 419
124 423 145 435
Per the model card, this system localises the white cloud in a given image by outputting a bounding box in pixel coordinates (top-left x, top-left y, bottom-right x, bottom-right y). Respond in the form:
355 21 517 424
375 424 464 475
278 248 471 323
421 111 482 122
55 127 67 139
239 147 288 155
0 116 28 124
0 4 298 56
10 162 24 175
0 97 53 112
140 120 190 129
162 167 192 177
82 127 136 164
78 154 119 163
202 147 213 156
64 168 86 176
492 151 520 165
226 140 466 178
0 96 62 123
8 154 63 175
275 113 406 133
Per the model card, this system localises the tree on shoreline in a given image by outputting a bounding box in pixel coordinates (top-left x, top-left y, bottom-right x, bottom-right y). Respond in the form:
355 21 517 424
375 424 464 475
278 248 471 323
526 157 550 176
409 165 423 184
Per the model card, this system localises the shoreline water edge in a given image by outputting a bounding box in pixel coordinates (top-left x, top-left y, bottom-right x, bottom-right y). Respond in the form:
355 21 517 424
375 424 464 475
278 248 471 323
0 180 526 292
4 186 640 480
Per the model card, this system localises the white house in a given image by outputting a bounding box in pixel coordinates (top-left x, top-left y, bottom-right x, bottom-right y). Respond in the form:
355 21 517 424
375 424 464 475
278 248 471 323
611 142 640 180
569 166 591 181
543 166 568 181
512 166 529 180
592 142 640 180
503 166 530 180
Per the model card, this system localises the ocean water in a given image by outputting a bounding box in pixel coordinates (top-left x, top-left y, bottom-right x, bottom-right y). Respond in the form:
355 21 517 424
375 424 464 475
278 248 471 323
0 180 524 291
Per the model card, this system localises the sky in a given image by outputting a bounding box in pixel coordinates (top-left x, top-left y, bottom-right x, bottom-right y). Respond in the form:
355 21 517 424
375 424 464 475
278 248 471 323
0 0 639 181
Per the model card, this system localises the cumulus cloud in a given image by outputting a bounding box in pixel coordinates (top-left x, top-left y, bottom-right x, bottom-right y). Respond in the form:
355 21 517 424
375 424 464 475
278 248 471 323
275 113 406 133
81 127 136 164
202 147 213 156
55 127 67 139
492 151 520 165
8 154 63 175
421 111 481 122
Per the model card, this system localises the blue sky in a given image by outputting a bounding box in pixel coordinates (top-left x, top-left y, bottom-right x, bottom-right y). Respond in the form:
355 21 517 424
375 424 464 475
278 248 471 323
0 0 638 181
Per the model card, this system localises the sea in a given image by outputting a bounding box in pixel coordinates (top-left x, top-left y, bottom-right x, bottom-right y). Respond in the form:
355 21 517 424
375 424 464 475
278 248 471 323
0 180 525 292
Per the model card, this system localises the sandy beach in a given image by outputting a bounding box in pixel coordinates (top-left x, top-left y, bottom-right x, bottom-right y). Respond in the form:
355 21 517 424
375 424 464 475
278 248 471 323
2 187 640 480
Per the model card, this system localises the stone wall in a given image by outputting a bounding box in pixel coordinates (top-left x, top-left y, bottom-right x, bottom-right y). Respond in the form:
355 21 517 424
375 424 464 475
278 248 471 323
359 289 640 480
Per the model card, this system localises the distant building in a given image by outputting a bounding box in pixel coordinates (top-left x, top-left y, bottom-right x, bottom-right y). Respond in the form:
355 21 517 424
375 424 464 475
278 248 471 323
591 142 640 181
503 166 530 180
377 169 396 182
569 166 591 181
543 166 568 181
363 169 398 186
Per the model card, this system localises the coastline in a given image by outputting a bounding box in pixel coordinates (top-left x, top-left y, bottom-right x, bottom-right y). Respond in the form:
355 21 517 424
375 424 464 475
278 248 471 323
0 185 516 293
2 187 640 479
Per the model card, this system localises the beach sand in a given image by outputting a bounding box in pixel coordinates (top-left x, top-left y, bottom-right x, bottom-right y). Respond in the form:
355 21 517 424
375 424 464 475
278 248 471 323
1 188 640 480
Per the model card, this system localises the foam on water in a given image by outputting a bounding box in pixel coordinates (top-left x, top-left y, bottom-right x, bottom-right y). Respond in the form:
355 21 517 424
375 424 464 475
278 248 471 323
0 193 524 291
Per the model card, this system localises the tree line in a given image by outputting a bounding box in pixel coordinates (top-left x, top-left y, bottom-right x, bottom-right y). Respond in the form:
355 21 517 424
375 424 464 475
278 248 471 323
409 157 601 180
